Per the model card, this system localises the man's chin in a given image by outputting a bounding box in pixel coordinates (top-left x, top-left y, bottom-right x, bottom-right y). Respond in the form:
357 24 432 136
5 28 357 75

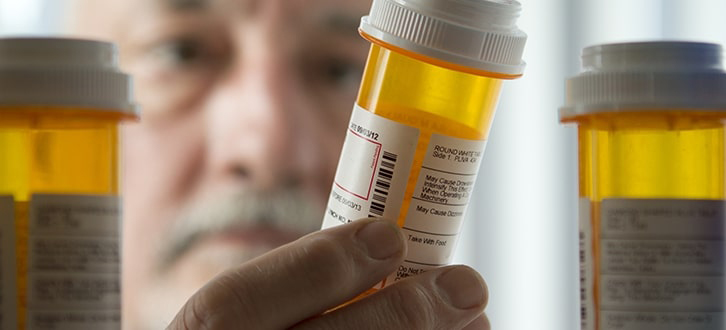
137 234 296 330
202 226 305 250
174 226 305 277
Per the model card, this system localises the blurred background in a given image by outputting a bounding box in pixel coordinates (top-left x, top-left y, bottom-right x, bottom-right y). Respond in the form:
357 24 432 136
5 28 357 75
2 0 725 329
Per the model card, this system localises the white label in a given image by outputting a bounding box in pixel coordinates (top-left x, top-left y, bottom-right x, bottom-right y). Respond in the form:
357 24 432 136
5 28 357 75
583 198 725 330
0 196 17 330
579 198 595 330
388 134 485 283
600 311 723 330
28 194 120 329
322 106 488 289
322 105 419 226
27 310 120 330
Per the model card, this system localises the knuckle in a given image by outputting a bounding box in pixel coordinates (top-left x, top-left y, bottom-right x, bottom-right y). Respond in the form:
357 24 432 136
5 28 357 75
175 277 252 329
386 283 437 329
301 235 346 264
175 292 215 330
295 235 354 289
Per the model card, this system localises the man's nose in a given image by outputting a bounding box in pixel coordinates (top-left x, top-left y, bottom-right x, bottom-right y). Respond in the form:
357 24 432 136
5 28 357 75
205 50 316 191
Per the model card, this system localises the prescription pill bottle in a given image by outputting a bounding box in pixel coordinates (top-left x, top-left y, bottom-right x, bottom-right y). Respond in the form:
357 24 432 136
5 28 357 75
561 41 726 330
321 0 527 293
0 38 136 330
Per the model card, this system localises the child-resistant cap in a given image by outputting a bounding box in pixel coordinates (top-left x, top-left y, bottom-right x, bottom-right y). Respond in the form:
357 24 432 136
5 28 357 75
360 0 527 76
561 41 726 119
0 37 136 115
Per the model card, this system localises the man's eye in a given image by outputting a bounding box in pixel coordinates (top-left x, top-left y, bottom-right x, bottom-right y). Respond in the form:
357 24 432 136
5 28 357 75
150 38 207 68
321 59 363 89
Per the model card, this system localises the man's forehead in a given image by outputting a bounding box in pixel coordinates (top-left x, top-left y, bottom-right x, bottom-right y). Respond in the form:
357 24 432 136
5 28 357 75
154 0 365 32
159 0 368 13
164 0 208 10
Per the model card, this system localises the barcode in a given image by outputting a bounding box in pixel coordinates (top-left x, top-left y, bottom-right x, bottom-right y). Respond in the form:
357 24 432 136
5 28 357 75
579 231 587 328
368 151 397 217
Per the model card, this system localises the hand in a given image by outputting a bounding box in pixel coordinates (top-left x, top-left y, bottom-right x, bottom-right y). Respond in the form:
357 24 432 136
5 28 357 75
167 218 490 329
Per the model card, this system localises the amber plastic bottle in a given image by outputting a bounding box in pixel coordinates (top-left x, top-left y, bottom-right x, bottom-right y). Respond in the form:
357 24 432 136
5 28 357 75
562 41 726 330
322 0 527 293
0 38 136 330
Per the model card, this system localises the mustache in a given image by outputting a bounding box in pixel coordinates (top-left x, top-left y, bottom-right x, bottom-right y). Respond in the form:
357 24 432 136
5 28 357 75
157 188 323 272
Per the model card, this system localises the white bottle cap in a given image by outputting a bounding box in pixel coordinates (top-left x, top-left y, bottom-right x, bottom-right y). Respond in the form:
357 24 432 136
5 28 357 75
561 41 726 119
360 0 527 76
0 37 137 115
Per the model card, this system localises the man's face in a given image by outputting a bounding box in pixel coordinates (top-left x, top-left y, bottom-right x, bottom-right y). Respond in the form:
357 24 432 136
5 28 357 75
74 0 371 328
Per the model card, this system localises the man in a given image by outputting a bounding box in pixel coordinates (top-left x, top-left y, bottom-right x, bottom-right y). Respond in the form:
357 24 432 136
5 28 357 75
72 0 490 328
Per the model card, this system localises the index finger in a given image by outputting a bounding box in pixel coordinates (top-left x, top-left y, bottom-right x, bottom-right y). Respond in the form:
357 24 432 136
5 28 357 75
168 218 406 329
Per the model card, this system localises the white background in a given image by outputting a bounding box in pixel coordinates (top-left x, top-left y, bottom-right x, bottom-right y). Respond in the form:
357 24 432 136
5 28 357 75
2 0 726 329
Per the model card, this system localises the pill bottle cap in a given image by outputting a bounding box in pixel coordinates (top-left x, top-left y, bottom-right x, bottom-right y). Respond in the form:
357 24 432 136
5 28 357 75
561 41 726 119
0 37 137 115
360 0 527 76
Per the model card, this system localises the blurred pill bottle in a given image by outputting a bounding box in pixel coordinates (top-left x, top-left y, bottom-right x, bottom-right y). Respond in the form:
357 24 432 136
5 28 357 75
561 41 726 330
0 37 136 330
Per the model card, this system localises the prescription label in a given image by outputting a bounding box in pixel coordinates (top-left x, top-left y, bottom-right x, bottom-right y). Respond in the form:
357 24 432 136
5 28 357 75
388 134 485 282
322 105 419 227
27 194 120 329
323 106 487 289
581 198 725 330
579 198 595 330
0 196 17 330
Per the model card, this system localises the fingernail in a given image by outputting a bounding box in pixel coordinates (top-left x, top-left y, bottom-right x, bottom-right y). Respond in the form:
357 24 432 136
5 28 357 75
356 219 403 260
462 314 490 330
436 267 487 310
